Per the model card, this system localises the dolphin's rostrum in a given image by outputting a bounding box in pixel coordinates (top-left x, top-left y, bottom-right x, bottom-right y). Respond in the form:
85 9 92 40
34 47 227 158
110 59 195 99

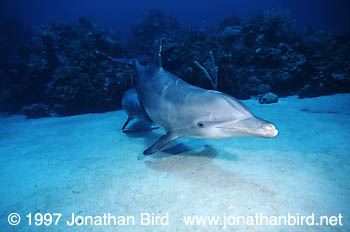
133 42 278 155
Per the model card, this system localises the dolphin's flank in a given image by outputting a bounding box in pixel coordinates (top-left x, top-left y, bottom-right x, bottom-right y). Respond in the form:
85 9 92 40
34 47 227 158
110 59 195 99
132 41 278 155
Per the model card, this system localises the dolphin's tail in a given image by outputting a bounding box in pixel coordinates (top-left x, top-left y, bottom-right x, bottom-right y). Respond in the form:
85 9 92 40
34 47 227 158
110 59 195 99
122 117 132 132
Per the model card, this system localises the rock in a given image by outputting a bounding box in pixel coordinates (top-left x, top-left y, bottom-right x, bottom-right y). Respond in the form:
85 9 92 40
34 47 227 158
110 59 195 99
269 48 282 56
23 104 50 119
217 26 242 41
259 92 278 104
278 42 292 52
298 83 327 98
256 34 264 43
331 73 346 81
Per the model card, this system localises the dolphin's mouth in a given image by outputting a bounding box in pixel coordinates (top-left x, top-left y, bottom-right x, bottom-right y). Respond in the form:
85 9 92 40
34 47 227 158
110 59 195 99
215 126 279 138
213 116 279 138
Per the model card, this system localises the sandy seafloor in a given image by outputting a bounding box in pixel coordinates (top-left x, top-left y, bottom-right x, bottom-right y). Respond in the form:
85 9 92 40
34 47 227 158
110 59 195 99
0 94 349 232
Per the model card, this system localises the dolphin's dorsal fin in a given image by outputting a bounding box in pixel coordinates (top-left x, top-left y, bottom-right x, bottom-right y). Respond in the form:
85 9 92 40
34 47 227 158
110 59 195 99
153 39 163 67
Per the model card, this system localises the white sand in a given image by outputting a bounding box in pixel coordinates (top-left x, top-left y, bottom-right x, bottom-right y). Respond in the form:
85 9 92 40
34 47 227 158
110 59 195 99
0 94 349 231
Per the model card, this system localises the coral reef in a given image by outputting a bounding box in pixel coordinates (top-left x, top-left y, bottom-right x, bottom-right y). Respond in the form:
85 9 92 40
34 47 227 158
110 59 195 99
1 18 131 115
157 10 349 99
23 103 50 118
130 10 181 56
0 10 349 118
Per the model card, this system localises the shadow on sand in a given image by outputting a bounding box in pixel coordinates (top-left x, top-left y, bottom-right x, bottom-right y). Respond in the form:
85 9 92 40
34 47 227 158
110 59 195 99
118 117 275 197
125 125 238 162
144 144 275 197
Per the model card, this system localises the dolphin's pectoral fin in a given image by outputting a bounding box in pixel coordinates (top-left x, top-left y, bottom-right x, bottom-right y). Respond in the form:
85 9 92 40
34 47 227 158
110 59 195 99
143 132 178 155
122 117 132 132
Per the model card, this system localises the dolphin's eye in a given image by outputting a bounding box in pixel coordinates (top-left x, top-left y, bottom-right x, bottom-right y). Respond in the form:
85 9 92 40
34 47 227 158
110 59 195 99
197 122 204 128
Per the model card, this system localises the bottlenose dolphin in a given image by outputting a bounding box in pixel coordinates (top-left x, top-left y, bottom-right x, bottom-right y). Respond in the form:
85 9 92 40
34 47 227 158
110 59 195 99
121 88 154 132
134 43 278 155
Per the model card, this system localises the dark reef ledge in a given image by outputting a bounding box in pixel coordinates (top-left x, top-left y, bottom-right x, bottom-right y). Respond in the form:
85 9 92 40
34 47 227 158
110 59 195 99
0 11 349 118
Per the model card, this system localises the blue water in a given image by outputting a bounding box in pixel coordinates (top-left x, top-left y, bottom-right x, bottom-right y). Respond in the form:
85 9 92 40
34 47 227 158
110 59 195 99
1 0 349 37
0 1 349 231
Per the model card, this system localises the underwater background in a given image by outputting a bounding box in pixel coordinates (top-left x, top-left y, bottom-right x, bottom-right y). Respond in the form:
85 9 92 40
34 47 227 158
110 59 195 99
0 0 349 232
0 0 349 116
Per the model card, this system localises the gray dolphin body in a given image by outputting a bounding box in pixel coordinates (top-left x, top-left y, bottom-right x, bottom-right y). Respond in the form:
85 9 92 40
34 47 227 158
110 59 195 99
135 49 278 155
121 88 153 132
